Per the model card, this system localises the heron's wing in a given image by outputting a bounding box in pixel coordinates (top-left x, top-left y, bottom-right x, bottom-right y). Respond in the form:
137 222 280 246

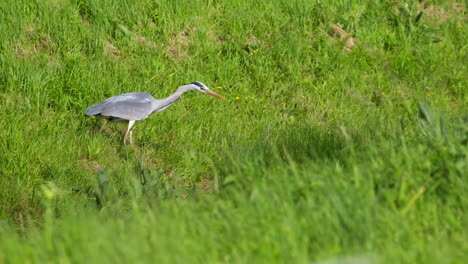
85 92 155 121
99 101 154 120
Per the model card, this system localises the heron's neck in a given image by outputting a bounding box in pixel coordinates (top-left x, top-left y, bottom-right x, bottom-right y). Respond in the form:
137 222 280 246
165 85 194 102
151 85 194 114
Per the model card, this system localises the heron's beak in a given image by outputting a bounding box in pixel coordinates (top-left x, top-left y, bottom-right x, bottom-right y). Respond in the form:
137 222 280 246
206 89 225 100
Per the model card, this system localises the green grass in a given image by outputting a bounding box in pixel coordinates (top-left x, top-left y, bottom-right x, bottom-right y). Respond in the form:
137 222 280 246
0 0 467 263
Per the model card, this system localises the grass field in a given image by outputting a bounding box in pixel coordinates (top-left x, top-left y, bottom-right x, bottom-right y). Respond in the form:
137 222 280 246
0 0 467 263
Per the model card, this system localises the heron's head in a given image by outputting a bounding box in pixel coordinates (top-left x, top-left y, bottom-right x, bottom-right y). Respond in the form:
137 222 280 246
189 82 225 100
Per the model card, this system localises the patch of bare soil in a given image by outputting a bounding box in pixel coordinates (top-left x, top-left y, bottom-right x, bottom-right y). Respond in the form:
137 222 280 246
329 23 357 52
104 40 121 58
15 24 56 61
198 175 214 193
422 3 465 24
133 32 156 49
78 157 101 173
166 26 195 61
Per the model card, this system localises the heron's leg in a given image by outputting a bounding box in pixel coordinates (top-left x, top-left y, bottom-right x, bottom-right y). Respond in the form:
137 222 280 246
124 120 136 145
129 130 133 145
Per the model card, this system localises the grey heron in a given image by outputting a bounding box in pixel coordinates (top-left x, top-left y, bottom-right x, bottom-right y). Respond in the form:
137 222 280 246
85 82 225 145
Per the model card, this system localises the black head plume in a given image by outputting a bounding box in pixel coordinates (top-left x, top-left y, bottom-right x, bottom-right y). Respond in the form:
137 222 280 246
191 82 205 88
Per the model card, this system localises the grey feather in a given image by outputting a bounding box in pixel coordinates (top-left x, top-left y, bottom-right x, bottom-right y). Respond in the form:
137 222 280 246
85 92 155 121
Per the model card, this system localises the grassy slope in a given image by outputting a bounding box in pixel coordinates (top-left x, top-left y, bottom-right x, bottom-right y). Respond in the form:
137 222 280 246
0 0 467 263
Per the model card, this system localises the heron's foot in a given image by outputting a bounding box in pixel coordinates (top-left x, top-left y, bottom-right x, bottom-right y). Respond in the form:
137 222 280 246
123 136 134 146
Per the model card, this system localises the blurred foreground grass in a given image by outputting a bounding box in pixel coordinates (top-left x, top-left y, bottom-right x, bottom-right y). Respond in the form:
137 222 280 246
0 0 467 263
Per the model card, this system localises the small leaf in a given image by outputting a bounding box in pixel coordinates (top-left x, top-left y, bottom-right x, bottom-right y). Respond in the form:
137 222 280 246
186 186 197 199
117 24 130 36
98 168 108 186
418 100 434 125
98 168 109 198
401 3 411 16
414 11 424 24
223 175 237 185
440 116 447 138
130 177 142 198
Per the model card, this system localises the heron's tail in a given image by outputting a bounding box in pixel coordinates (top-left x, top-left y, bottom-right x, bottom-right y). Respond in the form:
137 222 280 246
85 104 104 116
